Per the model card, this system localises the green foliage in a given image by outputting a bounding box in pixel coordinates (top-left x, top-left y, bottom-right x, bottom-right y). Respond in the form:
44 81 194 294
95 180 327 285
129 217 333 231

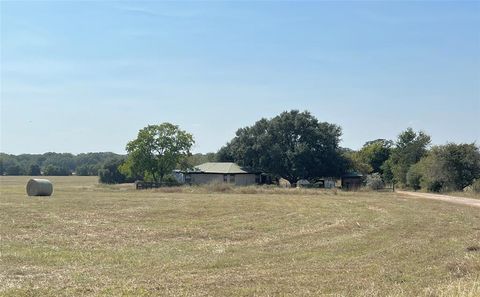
406 163 422 190
218 110 347 183
0 156 24 175
413 143 480 192
470 179 480 193
388 128 431 186
380 159 394 184
438 143 480 190
161 174 181 186
0 152 121 176
186 153 217 167
343 149 373 175
43 152 76 173
74 152 119 176
123 123 194 182
5 162 24 175
43 164 71 176
216 146 235 162
356 139 393 174
98 157 130 184
28 164 41 176
76 164 99 176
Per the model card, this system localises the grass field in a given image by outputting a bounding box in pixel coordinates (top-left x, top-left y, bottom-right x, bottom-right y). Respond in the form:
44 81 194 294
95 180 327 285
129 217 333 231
1 176 479 296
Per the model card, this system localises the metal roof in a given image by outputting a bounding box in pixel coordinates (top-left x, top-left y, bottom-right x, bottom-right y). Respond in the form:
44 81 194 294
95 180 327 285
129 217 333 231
342 172 364 178
191 162 252 174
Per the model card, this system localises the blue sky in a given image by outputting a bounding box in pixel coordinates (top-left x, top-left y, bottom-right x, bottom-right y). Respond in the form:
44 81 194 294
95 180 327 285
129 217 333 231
1 1 479 154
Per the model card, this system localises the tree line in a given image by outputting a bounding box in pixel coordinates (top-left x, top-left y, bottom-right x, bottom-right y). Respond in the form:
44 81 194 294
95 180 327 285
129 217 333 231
2 110 479 193
0 152 121 176
0 151 215 178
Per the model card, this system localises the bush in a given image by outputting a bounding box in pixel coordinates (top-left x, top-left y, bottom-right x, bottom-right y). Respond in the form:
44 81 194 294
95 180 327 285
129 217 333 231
161 174 181 187
365 173 384 190
407 164 422 190
98 158 130 184
465 179 480 193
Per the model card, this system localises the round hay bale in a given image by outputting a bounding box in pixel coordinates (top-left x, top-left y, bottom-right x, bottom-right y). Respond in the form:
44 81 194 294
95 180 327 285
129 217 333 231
26 179 53 196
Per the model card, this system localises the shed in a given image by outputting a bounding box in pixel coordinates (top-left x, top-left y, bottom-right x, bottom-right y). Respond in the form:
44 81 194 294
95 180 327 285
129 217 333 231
341 172 364 190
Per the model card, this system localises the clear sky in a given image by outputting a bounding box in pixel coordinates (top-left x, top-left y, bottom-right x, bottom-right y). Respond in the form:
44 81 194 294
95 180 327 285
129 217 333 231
1 1 479 155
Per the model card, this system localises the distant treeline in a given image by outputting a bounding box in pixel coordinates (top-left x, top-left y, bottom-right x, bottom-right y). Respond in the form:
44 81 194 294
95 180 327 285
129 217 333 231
2 109 479 194
0 152 217 177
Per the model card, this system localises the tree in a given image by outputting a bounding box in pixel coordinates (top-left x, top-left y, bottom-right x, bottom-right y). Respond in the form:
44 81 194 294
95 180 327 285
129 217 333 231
1 156 25 176
98 158 130 184
43 153 76 173
186 153 217 167
355 139 393 174
342 148 372 175
388 128 431 186
380 159 394 184
28 164 42 176
75 152 120 175
437 143 480 190
43 164 70 176
406 163 422 190
413 143 480 192
5 161 24 175
122 123 194 182
218 110 347 184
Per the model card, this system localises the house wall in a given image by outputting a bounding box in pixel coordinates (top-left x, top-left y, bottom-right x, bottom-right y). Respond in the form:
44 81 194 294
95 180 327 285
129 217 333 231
234 174 257 186
341 177 362 190
190 174 224 185
188 173 258 186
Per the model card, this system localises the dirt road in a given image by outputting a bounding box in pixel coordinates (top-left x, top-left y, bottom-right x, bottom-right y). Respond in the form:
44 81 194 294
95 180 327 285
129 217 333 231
396 191 480 208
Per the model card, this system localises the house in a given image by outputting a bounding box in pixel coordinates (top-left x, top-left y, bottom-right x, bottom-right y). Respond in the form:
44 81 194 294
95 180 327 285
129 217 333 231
184 162 261 186
341 172 364 190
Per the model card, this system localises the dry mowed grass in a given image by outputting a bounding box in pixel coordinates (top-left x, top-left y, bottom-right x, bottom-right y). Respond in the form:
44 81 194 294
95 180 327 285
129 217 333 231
1 176 479 297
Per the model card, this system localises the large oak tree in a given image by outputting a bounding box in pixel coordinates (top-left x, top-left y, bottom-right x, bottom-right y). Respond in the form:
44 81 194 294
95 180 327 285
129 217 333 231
122 123 194 182
217 110 347 183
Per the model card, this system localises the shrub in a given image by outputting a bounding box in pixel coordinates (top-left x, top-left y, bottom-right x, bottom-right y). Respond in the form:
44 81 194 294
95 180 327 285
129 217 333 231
162 174 181 187
365 173 384 190
466 179 480 193
406 164 422 190
98 158 130 184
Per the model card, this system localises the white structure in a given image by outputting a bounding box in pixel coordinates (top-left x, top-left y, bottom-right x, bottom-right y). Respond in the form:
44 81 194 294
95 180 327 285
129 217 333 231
184 162 260 186
297 179 310 188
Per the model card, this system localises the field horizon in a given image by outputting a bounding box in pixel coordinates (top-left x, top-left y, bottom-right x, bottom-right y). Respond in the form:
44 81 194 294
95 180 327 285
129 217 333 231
1 176 479 296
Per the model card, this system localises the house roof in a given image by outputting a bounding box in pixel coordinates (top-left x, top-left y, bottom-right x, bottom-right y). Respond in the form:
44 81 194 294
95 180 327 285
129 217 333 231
190 162 253 174
342 172 364 178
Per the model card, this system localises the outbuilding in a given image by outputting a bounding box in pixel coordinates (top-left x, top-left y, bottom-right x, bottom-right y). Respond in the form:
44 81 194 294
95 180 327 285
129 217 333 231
184 162 261 186
341 172 364 190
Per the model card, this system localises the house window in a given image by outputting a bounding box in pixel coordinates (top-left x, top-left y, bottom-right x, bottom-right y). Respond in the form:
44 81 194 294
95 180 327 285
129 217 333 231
223 175 228 182
229 174 235 183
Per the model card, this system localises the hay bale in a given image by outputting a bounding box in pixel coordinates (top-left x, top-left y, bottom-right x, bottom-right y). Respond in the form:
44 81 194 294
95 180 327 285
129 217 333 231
26 179 53 196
